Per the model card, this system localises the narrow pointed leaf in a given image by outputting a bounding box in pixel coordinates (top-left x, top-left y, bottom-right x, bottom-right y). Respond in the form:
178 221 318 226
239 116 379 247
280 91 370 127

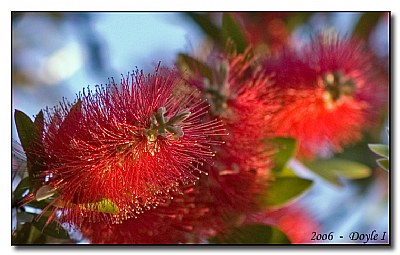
14 110 44 186
377 158 389 171
221 13 247 53
185 13 222 44
307 159 371 180
263 177 313 207
368 144 389 158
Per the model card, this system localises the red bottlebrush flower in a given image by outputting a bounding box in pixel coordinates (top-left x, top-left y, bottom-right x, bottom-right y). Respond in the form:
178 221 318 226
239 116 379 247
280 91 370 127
78 52 280 244
264 34 388 158
33 67 225 226
246 204 321 244
79 165 268 244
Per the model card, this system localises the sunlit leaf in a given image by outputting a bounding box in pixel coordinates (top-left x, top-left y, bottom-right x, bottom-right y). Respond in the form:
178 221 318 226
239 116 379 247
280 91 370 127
208 224 290 244
278 167 298 177
368 144 389 159
221 13 247 53
306 158 372 187
263 177 313 207
377 158 389 171
35 185 57 201
266 137 297 174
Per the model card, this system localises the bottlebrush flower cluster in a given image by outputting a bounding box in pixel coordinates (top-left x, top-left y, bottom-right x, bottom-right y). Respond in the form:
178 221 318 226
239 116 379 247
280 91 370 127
15 30 387 244
36 68 225 225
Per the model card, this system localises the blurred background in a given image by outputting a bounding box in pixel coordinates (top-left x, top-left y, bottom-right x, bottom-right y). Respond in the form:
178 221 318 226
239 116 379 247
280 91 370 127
12 12 389 244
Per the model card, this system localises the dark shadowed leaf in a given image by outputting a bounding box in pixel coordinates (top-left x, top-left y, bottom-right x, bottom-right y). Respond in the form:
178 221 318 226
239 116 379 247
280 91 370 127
185 13 222 44
15 110 44 187
368 144 389 159
354 12 385 38
177 53 214 82
221 13 247 53
14 177 30 200
14 110 37 157
208 224 290 244
263 177 313 207
12 222 32 244
31 214 70 239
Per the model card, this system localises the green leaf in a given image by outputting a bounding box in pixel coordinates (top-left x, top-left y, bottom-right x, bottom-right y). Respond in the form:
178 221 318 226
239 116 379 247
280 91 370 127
12 222 32 244
14 109 45 188
305 159 372 187
14 110 36 154
17 211 35 224
31 214 70 240
79 198 119 214
266 137 297 174
354 12 385 38
208 224 290 244
185 12 222 44
177 53 214 82
377 158 389 171
368 144 389 159
221 13 247 53
263 177 313 207
14 177 30 200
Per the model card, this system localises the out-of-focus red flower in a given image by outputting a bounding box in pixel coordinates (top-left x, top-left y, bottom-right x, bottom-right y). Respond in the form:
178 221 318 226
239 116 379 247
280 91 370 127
247 204 320 244
35 67 225 225
231 12 290 52
264 34 388 158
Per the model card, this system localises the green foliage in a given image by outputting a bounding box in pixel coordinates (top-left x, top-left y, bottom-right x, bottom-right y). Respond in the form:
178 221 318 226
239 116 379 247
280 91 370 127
305 159 372 186
368 144 389 159
185 13 222 45
31 214 70 240
368 143 389 171
176 53 214 82
377 159 389 171
263 177 313 207
354 12 385 38
267 137 297 174
14 110 45 188
14 177 30 200
185 12 247 54
221 13 247 53
208 224 290 244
